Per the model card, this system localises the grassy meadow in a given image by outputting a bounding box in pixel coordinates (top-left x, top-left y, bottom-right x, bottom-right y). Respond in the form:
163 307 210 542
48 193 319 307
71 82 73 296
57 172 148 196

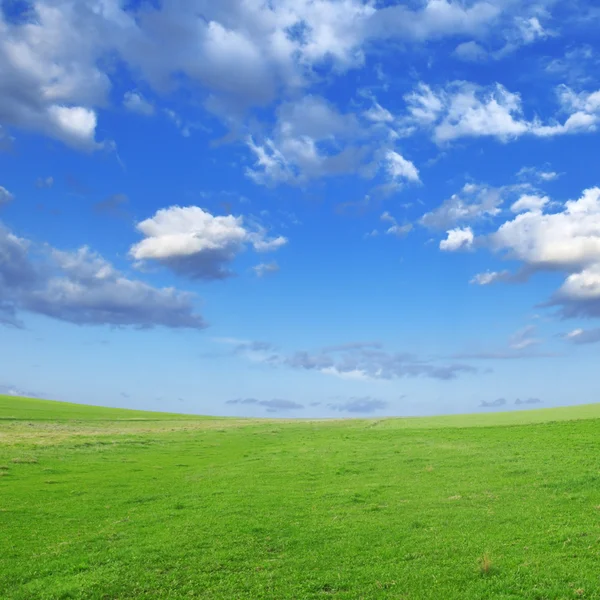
1 395 600 599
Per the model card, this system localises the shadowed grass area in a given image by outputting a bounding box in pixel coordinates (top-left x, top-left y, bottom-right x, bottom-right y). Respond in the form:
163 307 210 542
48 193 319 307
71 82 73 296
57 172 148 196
1 396 600 599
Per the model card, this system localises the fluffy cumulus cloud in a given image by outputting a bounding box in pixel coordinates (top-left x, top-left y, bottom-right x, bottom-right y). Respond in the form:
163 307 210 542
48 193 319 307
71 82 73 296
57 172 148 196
440 227 474 251
0 2 115 149
0 0 562 155
405 83 527 143
510 194 549 213
130 206 286 280
385 150 420 184
245 95 365 185
0 222 204 329
404 81 600 144
367 0 502 42
492 188 600 272
245 95 419 188
552 266 600 318
466 187 600 319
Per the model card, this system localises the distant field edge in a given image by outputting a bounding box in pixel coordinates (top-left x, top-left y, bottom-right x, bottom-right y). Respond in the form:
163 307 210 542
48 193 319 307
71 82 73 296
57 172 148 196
1 395 600 428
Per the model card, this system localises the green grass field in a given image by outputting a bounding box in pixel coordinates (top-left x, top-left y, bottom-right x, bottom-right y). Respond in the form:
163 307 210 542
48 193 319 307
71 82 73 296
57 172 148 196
2 396 600 599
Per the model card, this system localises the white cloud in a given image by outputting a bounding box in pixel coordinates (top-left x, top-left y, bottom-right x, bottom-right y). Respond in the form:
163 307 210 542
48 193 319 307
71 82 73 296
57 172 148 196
452 15 550 63
544 46 598 86
405 81 600 144
253 261 280 277
245 95 420 188
470 270 512 285
386 223 413 237
364 101 394 123
118 0 529 118
46 106 100 149
245 95 368 185
509 325 539 350
281 342 477 381
369 0 502 42
463 187 600 319
510 194 549 213
0 0 584 155
379 211 413 237
551 265 600 317
249 231 288 252
385 150 420 183
0 222 204 329
130 206 286 279
420 183 521 229
493 16 550 58
123 91 154 116
492 188 600 271
432 83 529 143
516 166 559 182
0 2 113 149
563 327 600 344
557 84 600 114
0 186 14 206
565 328 584 340
246 137 298 185
453 41 488 62
515 16 547 45
405 83 444 125
320 366 371 381
532 111 597 137
277 95 360 141
440 227 474 251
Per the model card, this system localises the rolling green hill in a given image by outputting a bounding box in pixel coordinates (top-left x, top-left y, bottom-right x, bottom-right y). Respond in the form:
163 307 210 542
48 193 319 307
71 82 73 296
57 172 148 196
3 394 600 426
2 395 600 599
0 395 206 422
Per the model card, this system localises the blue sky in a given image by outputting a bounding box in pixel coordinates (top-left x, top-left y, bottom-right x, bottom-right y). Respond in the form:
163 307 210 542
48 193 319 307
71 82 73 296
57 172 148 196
1 0 600 417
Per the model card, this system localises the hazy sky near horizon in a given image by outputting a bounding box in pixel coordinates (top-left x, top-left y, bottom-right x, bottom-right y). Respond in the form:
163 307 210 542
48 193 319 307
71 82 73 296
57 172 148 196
1 0 600 417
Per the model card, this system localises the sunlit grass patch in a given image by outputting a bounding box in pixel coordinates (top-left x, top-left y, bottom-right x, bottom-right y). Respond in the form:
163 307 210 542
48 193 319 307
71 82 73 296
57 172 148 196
1 396 600 599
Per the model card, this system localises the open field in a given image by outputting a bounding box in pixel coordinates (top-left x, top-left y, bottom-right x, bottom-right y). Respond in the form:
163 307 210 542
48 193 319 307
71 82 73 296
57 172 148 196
1 396 600 599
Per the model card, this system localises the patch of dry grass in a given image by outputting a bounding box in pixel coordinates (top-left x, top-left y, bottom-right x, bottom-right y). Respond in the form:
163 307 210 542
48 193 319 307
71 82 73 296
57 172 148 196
479 553 495 577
